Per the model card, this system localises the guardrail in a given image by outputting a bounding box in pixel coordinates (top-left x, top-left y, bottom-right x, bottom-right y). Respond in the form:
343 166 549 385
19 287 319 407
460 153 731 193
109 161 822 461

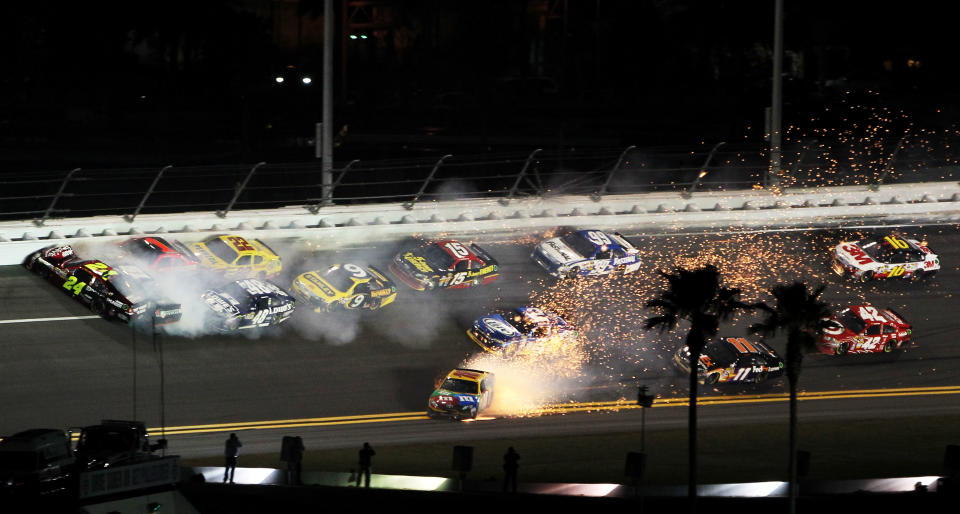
2 181 960 266
3 140 956 225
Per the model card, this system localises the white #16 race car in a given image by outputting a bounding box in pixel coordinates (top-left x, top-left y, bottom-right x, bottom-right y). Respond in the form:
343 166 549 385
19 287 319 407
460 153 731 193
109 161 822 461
832 233 939 282
531 229 641 279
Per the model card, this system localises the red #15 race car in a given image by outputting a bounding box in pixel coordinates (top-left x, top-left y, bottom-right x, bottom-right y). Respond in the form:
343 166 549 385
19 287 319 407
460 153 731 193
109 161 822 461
389 240 499 291
832 233 939 282
819 304 911 355
23 245 182 325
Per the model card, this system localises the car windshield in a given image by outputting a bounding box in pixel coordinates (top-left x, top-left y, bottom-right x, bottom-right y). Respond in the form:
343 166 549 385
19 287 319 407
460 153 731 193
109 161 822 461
323 267 357 291
221 283 255 308
205 238 239 262
838 309 867 333
560 233 598 258
108 272 150 304
121 239 154 259
703 341 738 366
423 244 456 270
440 378 479 394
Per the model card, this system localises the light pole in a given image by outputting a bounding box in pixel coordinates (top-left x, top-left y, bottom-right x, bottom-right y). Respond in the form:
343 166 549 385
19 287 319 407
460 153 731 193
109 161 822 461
769 0 784 189
321 0 334 205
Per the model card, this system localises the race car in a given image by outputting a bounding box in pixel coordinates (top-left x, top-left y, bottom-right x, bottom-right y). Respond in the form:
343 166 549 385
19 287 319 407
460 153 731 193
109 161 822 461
117 236 199 272
291 263 397 312
820 304 912 355
467 306 579 355
427 368 495 420
389 240 499 291
190 234 282 278
531 229 641 279
832 233 939 282
674 337 784 385
201 278 295 331
23 244 182 325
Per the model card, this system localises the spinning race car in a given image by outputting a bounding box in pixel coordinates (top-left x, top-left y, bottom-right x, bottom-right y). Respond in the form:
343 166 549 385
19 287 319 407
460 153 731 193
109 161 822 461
191 234 282 278
467 306 579 355
389 240 499 291
292 263 397 312
832 233 938 282
531 229 641 279
427 368 495 420
117 236 199 273
674 337 784 385
820 304 911 355
201 279 295 331
23 245 182 325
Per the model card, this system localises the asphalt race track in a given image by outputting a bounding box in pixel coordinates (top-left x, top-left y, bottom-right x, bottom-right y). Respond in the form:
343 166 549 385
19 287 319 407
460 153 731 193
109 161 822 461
2 224 959 460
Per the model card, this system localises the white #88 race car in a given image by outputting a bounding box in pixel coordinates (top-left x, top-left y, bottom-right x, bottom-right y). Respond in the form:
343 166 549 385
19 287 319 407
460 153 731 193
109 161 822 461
531 229 641 279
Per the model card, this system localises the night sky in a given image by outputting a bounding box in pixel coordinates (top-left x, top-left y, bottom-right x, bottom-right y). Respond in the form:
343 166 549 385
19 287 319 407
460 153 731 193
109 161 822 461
1 1 956 170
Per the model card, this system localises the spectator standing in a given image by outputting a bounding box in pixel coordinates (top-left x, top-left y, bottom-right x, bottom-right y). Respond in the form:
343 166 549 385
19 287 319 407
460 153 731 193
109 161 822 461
503 446 520 493
357 442 376 488
224 433 242 483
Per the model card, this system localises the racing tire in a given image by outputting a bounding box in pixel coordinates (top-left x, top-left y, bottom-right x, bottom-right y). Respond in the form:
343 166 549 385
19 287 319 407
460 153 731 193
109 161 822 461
883 341 896 353
705 373 719 385
754 371 768 384
565 268 580 280
835 342 849 356
468 406 478 420
858 271 873 283
90 298 107 318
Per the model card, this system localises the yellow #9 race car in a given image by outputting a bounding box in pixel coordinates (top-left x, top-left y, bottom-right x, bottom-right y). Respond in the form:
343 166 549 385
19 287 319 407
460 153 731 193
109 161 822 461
190 234 282 278
292 263 397 312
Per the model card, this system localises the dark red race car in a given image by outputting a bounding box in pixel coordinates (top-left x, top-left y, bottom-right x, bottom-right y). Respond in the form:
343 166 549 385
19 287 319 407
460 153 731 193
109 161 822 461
117 236 199 272
819 304 911 355
389 239 499 291
23 244 182 325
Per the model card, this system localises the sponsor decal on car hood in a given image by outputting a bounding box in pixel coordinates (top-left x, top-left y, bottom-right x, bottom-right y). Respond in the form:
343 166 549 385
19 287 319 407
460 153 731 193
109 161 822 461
202 291 241 317
537 238 581 265
478 315 522 339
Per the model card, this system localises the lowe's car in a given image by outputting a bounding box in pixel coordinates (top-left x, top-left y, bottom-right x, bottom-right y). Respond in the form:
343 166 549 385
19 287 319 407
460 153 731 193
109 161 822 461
832 233 938 282
674 337 784 385
532 229 641 279
467 306 579 355
427 368 495 420
202 279 295 331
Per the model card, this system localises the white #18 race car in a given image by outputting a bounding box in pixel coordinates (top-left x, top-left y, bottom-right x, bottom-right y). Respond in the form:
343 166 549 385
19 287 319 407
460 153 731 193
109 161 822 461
832 233 939 282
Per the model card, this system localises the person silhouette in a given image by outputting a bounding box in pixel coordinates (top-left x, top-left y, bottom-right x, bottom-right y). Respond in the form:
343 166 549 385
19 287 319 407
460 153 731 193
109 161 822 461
503 446 520 493
357 442 376 488
223 433 242 483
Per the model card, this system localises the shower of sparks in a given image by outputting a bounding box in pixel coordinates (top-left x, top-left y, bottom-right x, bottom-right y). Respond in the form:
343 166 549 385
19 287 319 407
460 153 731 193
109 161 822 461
477 225 944 417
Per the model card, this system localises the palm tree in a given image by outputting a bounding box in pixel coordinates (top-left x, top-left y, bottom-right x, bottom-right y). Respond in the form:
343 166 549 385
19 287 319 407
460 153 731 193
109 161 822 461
749 281 830 514
644 264 748 506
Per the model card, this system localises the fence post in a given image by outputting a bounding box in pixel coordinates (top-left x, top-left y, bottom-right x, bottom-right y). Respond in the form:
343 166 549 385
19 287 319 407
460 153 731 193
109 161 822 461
870 133 910 192
592 145 636 201
499 148 542 206
217 162 266 218
309 159 358 214
682 142 726 198
34 168 79 226
403 154 452 210
125 165 171 222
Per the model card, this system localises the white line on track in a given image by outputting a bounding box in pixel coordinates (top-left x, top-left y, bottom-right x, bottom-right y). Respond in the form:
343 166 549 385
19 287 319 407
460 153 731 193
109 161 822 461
0 315 100 324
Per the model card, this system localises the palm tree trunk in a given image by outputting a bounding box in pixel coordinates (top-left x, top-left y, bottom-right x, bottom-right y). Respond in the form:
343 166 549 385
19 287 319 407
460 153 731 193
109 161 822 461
788 376 798 514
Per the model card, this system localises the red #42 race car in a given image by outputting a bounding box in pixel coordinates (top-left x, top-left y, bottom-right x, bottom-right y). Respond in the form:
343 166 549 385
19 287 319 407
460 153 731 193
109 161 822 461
819 304 912 355
389 240 499 291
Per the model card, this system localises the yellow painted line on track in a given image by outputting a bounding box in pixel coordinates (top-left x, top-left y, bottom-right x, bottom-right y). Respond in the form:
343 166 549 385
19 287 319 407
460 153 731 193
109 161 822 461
138 385 960 437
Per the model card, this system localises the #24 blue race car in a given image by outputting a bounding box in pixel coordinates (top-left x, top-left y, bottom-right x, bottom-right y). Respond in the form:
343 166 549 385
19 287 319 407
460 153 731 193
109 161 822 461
531 229 641 279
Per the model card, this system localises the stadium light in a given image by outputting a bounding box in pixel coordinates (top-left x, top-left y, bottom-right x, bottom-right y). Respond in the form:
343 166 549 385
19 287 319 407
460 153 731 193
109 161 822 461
274 76 284 83
301 77 312 85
